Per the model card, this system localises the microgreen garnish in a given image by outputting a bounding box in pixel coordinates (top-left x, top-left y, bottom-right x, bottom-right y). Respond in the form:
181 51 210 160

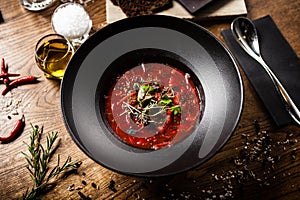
121 82 181 127
170 105 181 115
161 94 172 106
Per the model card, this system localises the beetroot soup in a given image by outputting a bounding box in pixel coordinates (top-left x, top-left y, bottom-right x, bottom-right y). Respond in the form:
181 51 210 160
104 63 203 150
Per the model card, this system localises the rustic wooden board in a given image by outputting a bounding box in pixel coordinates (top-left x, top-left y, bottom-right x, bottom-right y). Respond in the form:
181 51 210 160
106 0 247 23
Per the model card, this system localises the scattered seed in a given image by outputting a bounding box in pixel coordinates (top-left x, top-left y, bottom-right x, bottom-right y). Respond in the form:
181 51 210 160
91 182 99 190
67 184 75 191
82 180 87 186
291 149 297 160
76 186 83 190
78 191 92 200
108 179 117 192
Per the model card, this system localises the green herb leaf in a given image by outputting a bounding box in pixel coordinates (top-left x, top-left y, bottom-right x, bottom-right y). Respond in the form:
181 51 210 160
147 85 154 93
170 105 181 115
161 94 172 106
137 85 149 101
22 124 81 200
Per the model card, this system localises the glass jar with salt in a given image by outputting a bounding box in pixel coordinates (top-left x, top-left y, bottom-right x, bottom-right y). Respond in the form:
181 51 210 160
51 3 92 46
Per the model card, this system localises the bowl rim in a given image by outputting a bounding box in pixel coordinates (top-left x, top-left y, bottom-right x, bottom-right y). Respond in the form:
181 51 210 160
60 15 244 177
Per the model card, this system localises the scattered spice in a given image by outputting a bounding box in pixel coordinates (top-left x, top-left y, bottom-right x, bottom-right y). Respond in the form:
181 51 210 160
77 191 92 200
108 179 117 192
135 120 299 200
75 186 83 190
291 148 297 161
197 121 299 199
67 184 75 191
0 114 25 143
92 182 99 190
1 97 22 123
82 180 87 186
16 120 297 199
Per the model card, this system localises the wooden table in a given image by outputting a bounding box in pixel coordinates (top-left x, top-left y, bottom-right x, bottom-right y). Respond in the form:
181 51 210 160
0 0 299 199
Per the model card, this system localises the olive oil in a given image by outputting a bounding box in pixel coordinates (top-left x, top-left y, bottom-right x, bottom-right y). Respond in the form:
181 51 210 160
35 38 74 79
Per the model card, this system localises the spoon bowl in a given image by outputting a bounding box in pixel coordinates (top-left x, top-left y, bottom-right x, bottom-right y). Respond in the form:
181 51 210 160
231 17 260 56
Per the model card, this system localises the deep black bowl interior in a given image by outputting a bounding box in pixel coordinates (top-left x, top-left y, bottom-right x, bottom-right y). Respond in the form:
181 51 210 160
61 15 243 177
97 48 205 152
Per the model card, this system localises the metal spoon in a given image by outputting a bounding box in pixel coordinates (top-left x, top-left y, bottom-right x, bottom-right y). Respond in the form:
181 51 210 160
231 17 300 125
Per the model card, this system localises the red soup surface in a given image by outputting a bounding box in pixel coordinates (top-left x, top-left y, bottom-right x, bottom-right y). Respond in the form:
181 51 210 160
104 63 203 150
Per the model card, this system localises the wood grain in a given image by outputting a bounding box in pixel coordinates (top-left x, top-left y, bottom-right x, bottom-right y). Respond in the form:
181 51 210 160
0 0 299 199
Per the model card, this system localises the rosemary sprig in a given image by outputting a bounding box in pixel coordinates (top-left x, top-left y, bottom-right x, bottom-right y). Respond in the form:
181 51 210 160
22 124 81 200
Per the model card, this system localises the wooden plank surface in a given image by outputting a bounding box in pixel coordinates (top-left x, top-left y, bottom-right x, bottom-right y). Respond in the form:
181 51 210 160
106 0 248 23
0 0 300 199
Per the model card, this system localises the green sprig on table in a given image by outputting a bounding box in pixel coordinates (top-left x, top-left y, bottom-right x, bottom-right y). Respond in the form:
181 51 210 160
22 124 81 200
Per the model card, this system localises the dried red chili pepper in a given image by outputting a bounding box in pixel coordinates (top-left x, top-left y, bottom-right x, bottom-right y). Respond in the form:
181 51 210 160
1 58 6 73
1 58 10 85
2 87 10 95
2 75 39 96
0 73 20 78
0 115 25 143
3 78 9 85
7 75 37 86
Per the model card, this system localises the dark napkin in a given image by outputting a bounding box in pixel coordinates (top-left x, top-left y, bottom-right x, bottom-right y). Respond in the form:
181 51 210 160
221 15 300 126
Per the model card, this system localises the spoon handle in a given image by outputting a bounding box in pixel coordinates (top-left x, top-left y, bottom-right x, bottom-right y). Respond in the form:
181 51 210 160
255 55 300 125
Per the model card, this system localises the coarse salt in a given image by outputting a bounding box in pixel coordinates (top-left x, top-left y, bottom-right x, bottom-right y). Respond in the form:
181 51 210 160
52 3 92 40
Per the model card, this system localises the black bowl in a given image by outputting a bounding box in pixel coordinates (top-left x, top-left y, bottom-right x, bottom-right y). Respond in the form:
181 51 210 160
61 15 243 177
